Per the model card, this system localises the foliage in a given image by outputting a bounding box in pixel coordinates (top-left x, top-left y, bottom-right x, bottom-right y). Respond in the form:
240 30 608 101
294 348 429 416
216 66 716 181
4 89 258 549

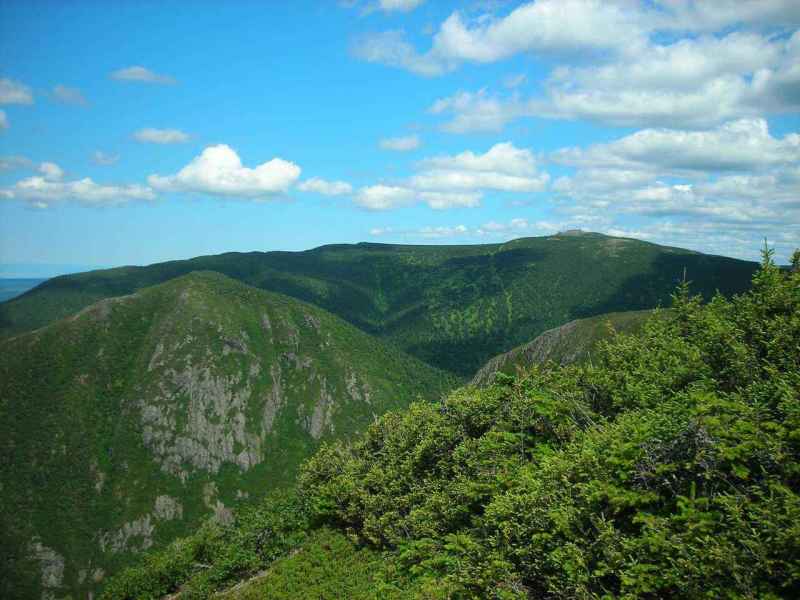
101 490 308 600
0 272 454 600
297 247 800 598
472 309 656 386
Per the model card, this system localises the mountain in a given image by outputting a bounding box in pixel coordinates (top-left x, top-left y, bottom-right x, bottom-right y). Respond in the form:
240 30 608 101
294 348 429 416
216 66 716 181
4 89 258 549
0 233 758 376
100 251 800 600
0 272 454 600
471 309 654 386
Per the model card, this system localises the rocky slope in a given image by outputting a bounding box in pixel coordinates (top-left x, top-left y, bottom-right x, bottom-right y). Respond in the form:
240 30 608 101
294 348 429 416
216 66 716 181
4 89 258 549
471 310 654 386
0 272 454 600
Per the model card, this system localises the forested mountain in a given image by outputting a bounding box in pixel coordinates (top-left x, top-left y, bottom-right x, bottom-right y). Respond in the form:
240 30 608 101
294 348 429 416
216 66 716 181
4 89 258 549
0 272 453 600
0 233 757 376
101 249 800 600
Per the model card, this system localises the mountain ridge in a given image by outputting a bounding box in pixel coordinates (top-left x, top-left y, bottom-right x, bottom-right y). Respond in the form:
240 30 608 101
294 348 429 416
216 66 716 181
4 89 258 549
0 233 758 376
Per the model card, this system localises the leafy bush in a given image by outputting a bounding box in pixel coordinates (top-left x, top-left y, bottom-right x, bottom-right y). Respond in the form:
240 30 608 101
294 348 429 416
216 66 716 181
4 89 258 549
299 247 800 598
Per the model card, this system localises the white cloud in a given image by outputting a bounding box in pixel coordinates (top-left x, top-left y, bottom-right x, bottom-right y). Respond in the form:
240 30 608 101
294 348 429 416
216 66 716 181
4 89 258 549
418 224 469 238
297 177 353 196
553 119 800 173
133 128 190 144
503 73 526 89
38 162 64 181
0 78 33 104
419 191 482 209
545 118 800 262
355 185 417 210
420 141 538 176
0 110 7 130
412 142 549 192
429 89 526 133
111 66 176 84
430 30 800 131
352 0 800 79
354 142 548 211
1 176 155 208
649 0 800 32
93 151 120 166
0 155 32 171
379 134 421 151
148 144 300 199
411 170 547 193
378 0 425 12
352 1 647 76
351 30 449 77
53 84 88 106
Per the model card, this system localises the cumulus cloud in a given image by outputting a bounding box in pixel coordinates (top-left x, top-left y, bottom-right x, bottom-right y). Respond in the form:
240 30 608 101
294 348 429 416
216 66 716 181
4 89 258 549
148 144 301 199
297 177 353 196
111 66 176 84
553 119 800 173
429 28 800 131
547 118 800 261
649 0 800 32
355 185 417 210
0 110 7 130
0 78 33 104
379 134 421 151
53 84 88 106
412 142 549 192
1 175 155 208
133 128 190 144
354 142 548 210
353 1 646 76
38 162 64 181
93 151 120 166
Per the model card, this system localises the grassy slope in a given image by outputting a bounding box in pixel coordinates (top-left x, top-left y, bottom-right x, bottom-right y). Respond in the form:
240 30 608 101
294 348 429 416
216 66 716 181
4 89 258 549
0 233 758 376
0 272 454 600
471 309 655 386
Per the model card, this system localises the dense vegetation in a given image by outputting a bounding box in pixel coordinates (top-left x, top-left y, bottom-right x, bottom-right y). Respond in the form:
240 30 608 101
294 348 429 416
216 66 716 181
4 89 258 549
472 309 654 386
0 272 454 600
0 233 757 376
103 247 800 599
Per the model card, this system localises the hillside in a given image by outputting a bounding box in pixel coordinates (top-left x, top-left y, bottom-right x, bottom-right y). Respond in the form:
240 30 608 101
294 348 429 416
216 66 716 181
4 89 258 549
471 310 654 386
0 272 454 600
101 249 800 600
0 233 759 376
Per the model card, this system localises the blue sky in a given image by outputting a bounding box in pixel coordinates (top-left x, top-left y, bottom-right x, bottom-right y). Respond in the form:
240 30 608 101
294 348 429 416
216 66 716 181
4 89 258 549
1 0 798 276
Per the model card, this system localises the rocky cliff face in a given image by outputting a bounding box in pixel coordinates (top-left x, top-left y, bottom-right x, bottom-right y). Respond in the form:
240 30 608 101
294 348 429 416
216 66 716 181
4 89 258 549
0 272 454 600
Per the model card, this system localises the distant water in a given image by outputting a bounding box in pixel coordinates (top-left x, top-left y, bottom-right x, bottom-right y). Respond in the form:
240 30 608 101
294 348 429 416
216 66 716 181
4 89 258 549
0 278 47 302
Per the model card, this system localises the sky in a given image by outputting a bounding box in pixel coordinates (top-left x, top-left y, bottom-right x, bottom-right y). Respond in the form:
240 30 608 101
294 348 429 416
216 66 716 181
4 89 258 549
0 0 798 277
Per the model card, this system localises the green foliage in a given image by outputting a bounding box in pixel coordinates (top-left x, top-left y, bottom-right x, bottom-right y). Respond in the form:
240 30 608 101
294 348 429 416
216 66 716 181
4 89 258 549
472 309 656 386
101 490 308 600
0 233 757 376
0 272 455 599
297 248 800 598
